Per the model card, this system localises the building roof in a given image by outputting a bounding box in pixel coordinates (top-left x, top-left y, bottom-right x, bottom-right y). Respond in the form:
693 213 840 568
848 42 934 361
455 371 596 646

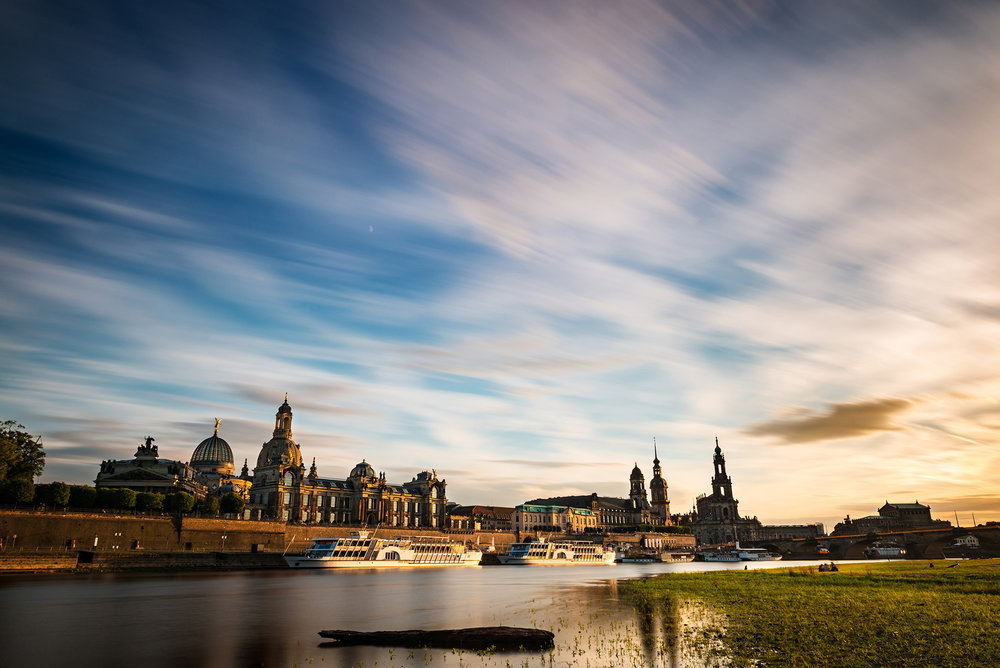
449 505 513 518
191 433 234 466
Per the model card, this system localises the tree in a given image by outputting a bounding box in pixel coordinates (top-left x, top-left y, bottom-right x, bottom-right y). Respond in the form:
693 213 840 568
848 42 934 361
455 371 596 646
35 482 71 506
0 477 34 503
0 420 45 484
199 496 220 517
135 492 164 511
69 485 97 508
114 488 137 510
220 492 245 516
164 491 195 514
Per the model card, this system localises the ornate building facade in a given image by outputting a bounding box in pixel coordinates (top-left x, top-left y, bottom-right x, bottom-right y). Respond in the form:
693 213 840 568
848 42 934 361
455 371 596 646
692 439 760 545
692 439 822 545
95 437 205 498
649 439 670 524
246 397 448 526
512 504 599 533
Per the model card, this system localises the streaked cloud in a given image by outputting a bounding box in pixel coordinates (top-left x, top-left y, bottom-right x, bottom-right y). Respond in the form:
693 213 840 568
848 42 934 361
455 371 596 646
746 398 917 444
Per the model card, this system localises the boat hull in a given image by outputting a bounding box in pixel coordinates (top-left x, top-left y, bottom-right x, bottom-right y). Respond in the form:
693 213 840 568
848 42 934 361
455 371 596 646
284 556 482 568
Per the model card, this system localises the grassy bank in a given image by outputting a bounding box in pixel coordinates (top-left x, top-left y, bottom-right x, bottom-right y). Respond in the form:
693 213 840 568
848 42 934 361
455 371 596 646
624 560 1000 667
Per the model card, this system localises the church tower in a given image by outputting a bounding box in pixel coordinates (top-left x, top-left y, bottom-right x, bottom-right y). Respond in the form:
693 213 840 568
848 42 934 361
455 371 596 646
711 437 733 498
628 462 651 524
649 438 670 524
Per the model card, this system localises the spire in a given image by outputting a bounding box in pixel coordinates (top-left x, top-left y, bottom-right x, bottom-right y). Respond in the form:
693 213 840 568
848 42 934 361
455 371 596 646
653 437 659 465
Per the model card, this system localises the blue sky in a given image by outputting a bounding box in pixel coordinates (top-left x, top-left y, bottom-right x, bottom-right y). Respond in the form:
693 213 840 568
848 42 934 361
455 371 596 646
3 1 1000 529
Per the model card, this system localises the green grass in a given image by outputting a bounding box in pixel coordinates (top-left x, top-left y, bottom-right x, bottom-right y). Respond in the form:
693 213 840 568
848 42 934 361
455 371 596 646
624 560 1000 667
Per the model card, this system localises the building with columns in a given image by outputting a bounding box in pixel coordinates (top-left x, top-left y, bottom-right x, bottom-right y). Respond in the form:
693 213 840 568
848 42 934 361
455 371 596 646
247 396 447 526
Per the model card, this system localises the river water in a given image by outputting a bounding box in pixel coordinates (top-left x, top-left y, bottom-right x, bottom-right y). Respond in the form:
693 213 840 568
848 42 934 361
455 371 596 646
0 560 818 668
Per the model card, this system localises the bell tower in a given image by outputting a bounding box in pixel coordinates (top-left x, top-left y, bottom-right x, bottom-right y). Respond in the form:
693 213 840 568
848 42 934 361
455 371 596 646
649 438 670 524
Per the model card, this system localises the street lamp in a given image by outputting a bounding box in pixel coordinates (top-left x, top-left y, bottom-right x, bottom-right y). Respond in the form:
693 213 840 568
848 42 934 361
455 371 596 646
221 535 227 551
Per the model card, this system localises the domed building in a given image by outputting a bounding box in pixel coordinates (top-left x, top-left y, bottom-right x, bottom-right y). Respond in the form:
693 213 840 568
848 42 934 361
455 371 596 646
190 419 251 499
192 419 235 476
247 397 448 526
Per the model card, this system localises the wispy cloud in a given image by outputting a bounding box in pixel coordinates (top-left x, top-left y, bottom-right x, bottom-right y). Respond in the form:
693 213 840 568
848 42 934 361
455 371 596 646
745 398 917 444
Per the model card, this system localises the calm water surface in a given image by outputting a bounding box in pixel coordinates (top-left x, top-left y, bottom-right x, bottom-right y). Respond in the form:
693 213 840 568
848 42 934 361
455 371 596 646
0 560 817 668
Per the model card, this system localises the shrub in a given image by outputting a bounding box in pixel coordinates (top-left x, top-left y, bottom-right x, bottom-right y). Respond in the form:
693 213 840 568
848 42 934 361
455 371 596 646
164 491 195 514
220 492 245 516
199 496 220 517
135 492 164 511
69 485 97 508
114 488 136 510
1 477 34 503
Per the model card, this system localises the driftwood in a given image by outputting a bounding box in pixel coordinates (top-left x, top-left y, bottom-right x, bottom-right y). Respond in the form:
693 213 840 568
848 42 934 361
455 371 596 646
318 626 555 651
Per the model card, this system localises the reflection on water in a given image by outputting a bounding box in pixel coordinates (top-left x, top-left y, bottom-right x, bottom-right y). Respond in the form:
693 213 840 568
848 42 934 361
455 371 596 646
0 560 802 667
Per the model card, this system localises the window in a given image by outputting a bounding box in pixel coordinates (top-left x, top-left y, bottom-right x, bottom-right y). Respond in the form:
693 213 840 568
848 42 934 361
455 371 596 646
284 472 293 486
283 492 290 504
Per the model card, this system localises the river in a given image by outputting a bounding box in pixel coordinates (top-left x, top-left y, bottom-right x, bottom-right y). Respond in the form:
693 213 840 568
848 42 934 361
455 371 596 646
0 560 821 667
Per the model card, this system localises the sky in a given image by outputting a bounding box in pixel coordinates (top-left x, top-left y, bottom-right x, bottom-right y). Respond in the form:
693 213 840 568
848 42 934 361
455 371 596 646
2 0 999 531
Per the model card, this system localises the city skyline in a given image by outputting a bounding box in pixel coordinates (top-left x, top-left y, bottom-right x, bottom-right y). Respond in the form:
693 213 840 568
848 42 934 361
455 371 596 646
3 1 999 532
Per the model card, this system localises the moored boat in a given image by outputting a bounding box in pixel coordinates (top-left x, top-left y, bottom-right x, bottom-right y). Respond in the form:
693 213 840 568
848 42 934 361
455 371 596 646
737 546 782 561
284 531 483 568
697 549 741 562
498 537 616 565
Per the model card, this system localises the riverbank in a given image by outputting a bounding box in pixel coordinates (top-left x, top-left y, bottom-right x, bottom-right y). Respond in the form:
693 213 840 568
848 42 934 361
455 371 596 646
624 559 1000 667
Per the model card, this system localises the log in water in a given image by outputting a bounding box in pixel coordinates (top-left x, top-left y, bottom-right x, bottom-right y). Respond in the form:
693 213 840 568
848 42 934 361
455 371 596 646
318 626 555 651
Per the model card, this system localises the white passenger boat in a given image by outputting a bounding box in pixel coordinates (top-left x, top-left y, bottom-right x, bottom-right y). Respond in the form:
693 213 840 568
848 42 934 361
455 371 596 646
698 549 741 562
284 531 483 568
737 546 782 561
498 538 616 565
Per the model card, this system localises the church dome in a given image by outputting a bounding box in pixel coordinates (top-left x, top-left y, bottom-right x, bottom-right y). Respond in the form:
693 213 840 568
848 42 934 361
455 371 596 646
257 436 302 468
630 463 643 479
350 460 375 479
191 421 235 475
192 434 234 465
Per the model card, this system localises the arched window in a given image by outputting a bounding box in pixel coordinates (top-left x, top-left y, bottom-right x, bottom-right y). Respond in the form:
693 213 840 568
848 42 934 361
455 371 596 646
284 472 293 486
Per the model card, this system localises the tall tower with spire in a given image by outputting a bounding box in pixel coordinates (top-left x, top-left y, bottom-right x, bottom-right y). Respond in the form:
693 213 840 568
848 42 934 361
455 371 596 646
711 437 733 498
693 438 744 544
649 437 670 524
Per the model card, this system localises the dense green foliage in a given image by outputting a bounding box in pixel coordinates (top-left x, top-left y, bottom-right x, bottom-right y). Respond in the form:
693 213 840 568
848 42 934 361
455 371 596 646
220 492 245 515
135 491 165 511
69 485 97 507
198 496 220 516
96 487 137 510
625 560 1000 667
0 420 45 487
35 481 71 506
164 491 195 514
1 477 35 503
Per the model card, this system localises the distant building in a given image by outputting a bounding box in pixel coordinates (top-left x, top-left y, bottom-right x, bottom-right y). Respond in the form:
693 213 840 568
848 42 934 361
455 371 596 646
526 448 674 530
247 396 448 526
96 421 252 502
512 504 599 534
96 437 205 499
691 439 760 545
649 440 670 524
833 501 951 535
691 439 821 545
447 505 513 531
